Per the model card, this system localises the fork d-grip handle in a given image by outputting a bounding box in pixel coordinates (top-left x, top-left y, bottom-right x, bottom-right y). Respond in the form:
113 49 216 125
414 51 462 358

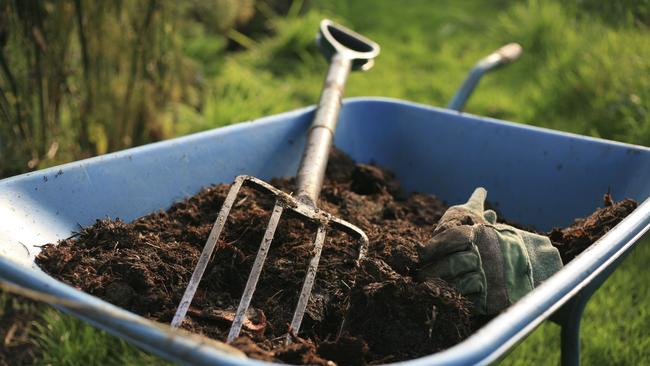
294 20 379 206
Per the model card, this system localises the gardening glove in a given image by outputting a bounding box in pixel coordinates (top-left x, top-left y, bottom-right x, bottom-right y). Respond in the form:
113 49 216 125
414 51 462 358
417 187 563 315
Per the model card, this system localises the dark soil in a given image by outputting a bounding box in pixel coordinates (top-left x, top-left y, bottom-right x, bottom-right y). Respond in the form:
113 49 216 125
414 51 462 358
549 193 638 263
35 149 637 365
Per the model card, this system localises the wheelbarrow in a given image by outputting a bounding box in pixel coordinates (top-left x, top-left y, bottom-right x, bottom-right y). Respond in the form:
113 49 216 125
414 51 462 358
1 57 649 366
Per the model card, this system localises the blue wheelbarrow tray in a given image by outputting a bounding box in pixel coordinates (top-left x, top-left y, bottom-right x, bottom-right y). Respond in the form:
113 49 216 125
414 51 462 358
1 97 649 365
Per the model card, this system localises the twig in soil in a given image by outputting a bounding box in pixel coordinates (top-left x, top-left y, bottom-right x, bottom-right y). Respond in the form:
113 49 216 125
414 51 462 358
161 281 170 297
228 246 246 266
287 243 313 254
604 191 614 207
222 227 253 248
453 323 461 340
4 323 18 346
425 306 436 339
336 294 354 338
266 289 285 303
369 355 395 365
187 308 267 334
143 242 163 250
271 331 294 343
220 225 253 262
235 196 249 207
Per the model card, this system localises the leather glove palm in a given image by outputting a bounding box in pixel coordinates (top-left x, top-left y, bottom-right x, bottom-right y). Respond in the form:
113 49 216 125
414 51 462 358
417 188 563 315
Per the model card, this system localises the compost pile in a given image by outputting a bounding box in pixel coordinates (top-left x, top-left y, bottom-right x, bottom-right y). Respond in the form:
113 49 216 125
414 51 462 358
36 149 637 365
548 193 638 263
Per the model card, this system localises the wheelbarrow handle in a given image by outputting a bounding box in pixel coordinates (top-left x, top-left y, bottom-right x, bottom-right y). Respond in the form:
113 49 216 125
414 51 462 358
447 42 522 112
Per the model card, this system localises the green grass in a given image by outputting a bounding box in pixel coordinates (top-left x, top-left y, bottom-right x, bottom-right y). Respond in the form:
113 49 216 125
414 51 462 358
33 308 168 366
184 0 650 147
4 0 649 364
0 292 167 365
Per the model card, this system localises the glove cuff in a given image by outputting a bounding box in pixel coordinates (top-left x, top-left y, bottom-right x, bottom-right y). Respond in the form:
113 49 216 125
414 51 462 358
516 229 563 286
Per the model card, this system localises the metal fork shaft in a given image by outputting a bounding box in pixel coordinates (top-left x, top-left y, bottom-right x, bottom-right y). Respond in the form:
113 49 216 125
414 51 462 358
227 202 285 342
294 54 351 206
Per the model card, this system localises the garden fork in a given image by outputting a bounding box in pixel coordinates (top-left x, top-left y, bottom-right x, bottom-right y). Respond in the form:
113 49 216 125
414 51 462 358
171 19 379 343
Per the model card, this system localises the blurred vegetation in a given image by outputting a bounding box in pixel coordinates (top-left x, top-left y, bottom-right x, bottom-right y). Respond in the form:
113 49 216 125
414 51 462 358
34 306 169 366
0 0 649 364
1 0 648 178
0 0 270 176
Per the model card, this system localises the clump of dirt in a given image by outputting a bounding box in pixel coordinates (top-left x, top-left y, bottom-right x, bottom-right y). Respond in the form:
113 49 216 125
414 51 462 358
232 336 333 366
548 193 638 263
344 259 470 362
317 336 369 366
35 149 637 365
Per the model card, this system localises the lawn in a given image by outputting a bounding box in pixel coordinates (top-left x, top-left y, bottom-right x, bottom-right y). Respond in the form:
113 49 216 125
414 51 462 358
1 0 649 364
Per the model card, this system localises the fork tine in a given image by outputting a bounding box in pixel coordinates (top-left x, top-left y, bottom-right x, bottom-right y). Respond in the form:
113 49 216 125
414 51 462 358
227 201 285 342
286 224 327 343
171 176 246 328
